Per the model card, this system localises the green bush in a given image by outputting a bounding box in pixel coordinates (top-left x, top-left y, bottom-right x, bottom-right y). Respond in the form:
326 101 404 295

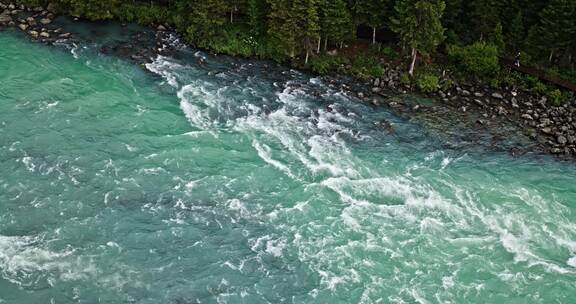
400 73 411 86
200 24 281 60
116 3 169 25
448 42 500 78
559 69 576 83
309 55 348 74
490 78 502 89
497 70 522 88
415 73 439 93
548 89 563 106
532 81 548 94
350 55 384 79
309 56 333 74
440 78 454 91
545 68 561 80
380 46 399 61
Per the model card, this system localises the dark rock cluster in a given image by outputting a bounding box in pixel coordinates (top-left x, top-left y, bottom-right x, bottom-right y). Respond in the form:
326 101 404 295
330 66 576 159
0 2 72 42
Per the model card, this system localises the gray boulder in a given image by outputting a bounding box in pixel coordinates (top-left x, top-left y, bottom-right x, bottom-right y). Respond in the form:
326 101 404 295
491 92 504 99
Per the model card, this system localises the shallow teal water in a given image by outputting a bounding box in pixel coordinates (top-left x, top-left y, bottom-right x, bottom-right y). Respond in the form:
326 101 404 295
1 29 576 303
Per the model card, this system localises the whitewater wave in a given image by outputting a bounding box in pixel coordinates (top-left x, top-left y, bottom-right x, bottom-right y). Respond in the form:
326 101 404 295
142 53 576 302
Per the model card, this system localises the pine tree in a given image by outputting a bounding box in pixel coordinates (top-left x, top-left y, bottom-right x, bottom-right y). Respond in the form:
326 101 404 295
229 0 247 23
247 0 268 36
186 0 227 45
528 0 576 65
267 0 299 58
294 0 320 63
508 12 525 53
463 0 501 42
491 22 505 53
442 0 462 29
318 0 353 50
354 0 390 44
391 0 446 76
267 0 320 62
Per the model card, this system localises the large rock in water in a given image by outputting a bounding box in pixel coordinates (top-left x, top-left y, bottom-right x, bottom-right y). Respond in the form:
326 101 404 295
39 18 51 25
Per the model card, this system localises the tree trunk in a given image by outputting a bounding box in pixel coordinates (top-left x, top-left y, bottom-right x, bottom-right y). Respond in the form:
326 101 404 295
549 49 554 63
230 10 233 23
317 37 321 53
372 27 376 45
305 49 310 65
409 48 417 76
323 37 328 51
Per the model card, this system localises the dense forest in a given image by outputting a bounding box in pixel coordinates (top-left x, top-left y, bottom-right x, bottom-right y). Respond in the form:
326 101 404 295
13 0 576 94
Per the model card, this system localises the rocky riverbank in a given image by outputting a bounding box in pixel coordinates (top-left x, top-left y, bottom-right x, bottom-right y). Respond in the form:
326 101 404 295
2 1 576 161
0 2 72 41
339 63 576 160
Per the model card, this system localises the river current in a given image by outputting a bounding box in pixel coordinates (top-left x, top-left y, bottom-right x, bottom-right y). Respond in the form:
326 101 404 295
1 23 576 303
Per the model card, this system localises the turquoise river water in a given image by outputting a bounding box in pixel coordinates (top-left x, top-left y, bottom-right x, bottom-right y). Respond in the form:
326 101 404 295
1 26 576 303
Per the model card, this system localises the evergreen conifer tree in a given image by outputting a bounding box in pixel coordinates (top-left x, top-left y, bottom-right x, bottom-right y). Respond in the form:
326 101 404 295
319 0 353 50
186 0 227 45
354 0 389 44
391 0 446 76
528 0 576 64
508 12 525 52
